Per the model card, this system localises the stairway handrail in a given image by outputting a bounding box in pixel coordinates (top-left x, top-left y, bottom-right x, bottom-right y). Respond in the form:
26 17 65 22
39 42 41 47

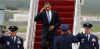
25 0 39 49
73 0 81 35
72 0 82 49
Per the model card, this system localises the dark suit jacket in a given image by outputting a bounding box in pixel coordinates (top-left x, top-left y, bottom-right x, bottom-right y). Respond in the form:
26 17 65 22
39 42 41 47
0 36 24 49
34 10 61 30
76 33 99 49
54 34 76 49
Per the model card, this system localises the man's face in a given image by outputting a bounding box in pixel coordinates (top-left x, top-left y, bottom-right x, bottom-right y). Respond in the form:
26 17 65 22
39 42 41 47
45 5 51 11
10 31 16 37
84 28 91 34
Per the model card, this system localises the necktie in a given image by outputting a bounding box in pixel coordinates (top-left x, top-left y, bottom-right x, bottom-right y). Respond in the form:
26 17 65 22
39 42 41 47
47 11 50 23
86 35 89 41
12 37 15 42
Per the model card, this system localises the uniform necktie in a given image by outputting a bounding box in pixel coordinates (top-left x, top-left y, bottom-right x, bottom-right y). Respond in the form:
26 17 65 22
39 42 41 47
12 37 15 42
86 35 89 41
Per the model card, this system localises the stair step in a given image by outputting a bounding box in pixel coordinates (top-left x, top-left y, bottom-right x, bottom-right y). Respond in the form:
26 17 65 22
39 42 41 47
36 24 73 27
35 28 73 36
34 47 41 49
39 0 74 6
59 12 74 16
35 30 62 36
36 24 73 30
34 42 41 46
39 0 74 2
59 12 74 18
35 37 42 42
34 42 49 47
38 6 74 12
34 0 75 49
59 12 74 14
36 18 73 24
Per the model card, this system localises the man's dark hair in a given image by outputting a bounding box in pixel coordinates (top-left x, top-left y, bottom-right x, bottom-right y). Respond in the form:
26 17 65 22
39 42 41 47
44 2 51 6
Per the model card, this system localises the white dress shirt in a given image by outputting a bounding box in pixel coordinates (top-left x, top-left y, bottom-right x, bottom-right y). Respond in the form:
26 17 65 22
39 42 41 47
12 36 16 42
86 34 90 41
46 10 52 23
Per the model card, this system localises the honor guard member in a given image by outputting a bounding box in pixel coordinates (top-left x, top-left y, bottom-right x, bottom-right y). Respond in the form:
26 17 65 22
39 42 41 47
53 24 76 49
76 23 99 49
0 26 24 49
0 31 8 49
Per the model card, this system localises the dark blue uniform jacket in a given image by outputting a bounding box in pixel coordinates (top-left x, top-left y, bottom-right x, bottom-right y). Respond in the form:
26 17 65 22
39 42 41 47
53 34 76 49
76 33 99 49
0 36 24 49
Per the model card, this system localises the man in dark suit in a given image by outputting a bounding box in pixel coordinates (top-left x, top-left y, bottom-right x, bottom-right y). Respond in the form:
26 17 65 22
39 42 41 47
54 24 76 49
0 26 24 49
76 23 99 49
34 2 61 49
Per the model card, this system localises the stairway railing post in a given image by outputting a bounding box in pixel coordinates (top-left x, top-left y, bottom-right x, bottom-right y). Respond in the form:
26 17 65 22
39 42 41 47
72 0 82 49
73 0 81 35
25 0 39 49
